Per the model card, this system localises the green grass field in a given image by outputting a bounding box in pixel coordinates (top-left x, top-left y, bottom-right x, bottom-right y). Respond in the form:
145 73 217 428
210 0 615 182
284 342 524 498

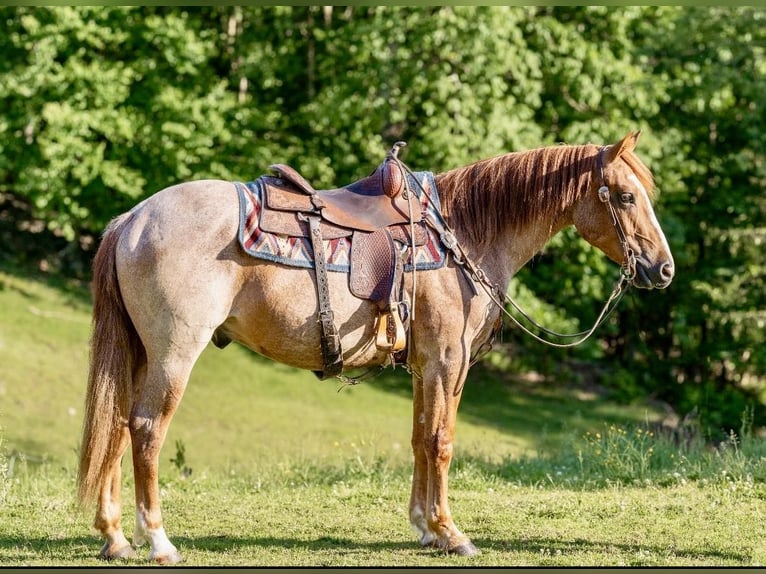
2 268 766 566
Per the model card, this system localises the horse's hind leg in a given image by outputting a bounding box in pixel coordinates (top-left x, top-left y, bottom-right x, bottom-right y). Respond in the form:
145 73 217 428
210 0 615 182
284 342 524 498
94 425 136 560
128 343 207 565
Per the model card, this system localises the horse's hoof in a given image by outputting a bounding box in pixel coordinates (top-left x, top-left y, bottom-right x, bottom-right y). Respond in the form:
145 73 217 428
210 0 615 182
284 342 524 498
152 550 184 565
99 542 139 561
449 541 480 557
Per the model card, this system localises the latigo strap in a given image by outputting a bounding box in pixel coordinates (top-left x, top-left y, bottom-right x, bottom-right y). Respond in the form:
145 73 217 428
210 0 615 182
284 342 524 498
305 214 343 378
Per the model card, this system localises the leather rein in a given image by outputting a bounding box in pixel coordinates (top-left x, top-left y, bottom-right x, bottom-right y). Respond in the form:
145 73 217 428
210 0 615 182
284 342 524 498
393 146 636 351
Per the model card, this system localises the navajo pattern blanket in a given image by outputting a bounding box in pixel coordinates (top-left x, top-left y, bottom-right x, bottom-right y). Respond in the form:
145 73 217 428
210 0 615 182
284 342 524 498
236 170 446 273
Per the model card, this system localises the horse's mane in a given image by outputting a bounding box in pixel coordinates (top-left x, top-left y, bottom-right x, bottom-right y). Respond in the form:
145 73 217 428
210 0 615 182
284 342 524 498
434 144 654 248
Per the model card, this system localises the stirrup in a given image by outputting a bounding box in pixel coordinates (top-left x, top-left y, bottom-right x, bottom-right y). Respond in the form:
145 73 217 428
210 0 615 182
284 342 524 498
375 306 406 352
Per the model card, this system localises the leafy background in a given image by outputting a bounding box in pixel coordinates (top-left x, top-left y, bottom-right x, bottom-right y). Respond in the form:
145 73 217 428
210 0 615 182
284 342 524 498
1 6 764 435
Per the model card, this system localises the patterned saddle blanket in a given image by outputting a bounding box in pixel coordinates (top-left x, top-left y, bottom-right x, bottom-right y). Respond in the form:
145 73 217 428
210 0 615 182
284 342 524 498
235 170 446 277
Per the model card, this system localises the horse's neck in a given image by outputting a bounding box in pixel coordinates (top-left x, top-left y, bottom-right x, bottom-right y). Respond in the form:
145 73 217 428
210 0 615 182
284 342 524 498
436 145 593 289
470 211 573 291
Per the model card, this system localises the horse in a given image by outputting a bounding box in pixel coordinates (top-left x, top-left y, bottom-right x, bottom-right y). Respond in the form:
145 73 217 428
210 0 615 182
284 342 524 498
77 131 674 564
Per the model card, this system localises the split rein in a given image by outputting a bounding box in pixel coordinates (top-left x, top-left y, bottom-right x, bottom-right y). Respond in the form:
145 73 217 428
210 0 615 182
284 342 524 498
395 145 635 351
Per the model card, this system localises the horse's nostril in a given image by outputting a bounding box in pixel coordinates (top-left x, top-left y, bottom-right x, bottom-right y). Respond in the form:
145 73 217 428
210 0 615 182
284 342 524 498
654 262 674 288
660 262 674 281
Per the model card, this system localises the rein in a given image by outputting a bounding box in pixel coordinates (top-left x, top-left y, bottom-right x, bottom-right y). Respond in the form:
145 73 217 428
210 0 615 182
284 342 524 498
394 146 636 350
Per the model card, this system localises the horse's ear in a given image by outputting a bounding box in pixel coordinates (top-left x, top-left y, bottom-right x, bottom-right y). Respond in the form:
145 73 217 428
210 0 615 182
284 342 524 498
604 130 641 163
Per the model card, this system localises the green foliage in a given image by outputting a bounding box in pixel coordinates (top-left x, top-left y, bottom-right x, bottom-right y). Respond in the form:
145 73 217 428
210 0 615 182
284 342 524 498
620 7 766 431
169 439 192 478
0 7 238 240
454 408 766 492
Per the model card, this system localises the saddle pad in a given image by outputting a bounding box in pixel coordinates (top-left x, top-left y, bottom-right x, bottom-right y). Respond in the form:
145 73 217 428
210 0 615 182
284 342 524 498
236 170 446 273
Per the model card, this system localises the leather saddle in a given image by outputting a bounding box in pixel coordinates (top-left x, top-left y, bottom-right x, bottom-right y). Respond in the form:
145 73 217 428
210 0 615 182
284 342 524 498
258 144 426 378
263 154 423 233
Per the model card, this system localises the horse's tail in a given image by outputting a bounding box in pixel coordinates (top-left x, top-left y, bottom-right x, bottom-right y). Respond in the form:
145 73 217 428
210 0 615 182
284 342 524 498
77 211 141 506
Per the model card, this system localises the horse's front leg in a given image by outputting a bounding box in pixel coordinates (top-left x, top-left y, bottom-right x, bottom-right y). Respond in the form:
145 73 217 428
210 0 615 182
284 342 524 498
409 361 478 556
408 373 433 546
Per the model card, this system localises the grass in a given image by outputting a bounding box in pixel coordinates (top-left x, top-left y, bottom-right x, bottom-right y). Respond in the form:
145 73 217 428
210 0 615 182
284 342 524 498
2 267 766 566
3 443 766 566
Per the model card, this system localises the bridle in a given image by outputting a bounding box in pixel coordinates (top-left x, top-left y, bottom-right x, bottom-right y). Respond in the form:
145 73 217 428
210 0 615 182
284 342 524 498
597 146 637 282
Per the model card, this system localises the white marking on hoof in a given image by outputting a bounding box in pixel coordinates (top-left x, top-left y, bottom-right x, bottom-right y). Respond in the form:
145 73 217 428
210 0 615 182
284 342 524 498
134 515 180 564
409 505 436 546
152 547 184 565
419 531 437 547
132 527 146 548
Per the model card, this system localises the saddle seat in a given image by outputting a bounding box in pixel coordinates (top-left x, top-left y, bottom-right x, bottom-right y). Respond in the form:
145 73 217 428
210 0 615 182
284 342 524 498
267 155 422 232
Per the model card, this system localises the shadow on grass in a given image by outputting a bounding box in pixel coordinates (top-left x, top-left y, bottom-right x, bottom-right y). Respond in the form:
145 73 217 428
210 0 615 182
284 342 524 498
0 536 101 563
1 533 747 565
368 361 657 453
176 533 416 554
0 263 92 309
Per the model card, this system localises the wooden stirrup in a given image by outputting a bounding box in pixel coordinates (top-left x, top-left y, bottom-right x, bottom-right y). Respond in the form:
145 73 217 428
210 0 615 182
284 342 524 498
375 308 406 352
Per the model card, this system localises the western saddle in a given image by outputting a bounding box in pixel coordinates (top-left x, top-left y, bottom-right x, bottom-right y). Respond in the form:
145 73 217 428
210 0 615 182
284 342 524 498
260 142 426 379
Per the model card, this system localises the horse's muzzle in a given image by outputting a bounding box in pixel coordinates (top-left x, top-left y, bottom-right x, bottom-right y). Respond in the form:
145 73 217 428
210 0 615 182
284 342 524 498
633 258 674 290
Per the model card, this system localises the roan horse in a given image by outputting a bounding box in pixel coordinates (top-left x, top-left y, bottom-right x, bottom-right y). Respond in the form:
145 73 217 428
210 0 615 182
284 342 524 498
77 131 673 563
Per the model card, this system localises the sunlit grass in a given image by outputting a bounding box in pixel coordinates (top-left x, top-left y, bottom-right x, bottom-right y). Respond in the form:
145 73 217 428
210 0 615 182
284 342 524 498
3 435 766 566
0 267 666 477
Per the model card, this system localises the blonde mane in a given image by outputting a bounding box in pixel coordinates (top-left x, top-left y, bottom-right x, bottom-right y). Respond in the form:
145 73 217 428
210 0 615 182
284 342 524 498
434 144 654 248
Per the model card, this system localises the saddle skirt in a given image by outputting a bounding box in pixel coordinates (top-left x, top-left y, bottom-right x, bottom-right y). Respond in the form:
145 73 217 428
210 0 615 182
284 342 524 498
236 170 446 275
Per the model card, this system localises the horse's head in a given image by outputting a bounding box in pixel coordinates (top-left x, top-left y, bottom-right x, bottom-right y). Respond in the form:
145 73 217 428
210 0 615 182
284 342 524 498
573 131 674 289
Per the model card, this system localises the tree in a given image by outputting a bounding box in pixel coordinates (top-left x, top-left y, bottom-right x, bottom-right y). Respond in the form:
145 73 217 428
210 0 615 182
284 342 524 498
0 7 238 242
632 7 766 431
1 6 763 432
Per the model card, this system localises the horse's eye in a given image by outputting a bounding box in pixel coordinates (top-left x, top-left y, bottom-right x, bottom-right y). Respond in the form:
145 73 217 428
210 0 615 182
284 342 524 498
620 193 635 205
